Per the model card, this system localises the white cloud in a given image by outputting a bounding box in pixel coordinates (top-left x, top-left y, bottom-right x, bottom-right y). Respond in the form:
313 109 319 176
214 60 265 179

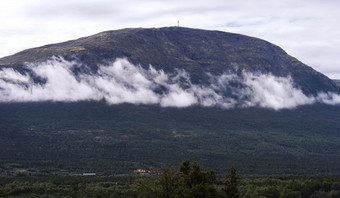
316 92 340 105
160 89 197 107
241 72 315 110
0 57 339 110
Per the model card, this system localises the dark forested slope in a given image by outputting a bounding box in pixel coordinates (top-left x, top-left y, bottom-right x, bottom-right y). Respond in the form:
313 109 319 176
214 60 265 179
0 102 339 176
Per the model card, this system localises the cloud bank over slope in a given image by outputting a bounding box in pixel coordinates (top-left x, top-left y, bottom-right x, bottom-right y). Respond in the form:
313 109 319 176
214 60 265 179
0 57 339 110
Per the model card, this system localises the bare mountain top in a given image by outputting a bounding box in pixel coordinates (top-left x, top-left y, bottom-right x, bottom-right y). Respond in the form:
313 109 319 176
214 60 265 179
0 27 338 94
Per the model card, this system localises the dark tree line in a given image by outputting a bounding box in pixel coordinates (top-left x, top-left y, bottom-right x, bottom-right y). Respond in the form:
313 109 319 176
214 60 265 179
1 160 340 197
131 160 239 198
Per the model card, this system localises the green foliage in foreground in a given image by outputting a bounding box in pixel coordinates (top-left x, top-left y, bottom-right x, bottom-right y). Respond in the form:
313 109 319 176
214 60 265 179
131 160 218 198
1 161 340 198
0 175 136 198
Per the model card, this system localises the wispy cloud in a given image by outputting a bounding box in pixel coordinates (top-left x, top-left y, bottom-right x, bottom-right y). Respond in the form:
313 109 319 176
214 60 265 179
0 57 339 110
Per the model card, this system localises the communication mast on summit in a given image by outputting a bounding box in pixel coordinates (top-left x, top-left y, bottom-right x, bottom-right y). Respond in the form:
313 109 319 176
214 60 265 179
177 20 179 27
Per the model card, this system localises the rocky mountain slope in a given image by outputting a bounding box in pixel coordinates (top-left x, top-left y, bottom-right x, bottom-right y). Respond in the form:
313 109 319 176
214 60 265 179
0 27 338 95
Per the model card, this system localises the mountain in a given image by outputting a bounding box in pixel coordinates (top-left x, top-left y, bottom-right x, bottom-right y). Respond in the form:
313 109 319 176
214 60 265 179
0 27 339 95
0 27 340 176
333 79 340 88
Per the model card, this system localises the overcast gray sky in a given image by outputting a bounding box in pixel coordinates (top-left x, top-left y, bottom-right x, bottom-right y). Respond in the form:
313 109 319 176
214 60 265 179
1 0 339 78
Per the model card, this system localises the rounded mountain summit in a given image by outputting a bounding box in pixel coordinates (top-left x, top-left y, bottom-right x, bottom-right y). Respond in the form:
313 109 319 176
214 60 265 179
0 27 338 95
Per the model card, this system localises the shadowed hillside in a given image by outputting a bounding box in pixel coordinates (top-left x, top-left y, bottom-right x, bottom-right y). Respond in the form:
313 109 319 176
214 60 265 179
0 102 340 176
